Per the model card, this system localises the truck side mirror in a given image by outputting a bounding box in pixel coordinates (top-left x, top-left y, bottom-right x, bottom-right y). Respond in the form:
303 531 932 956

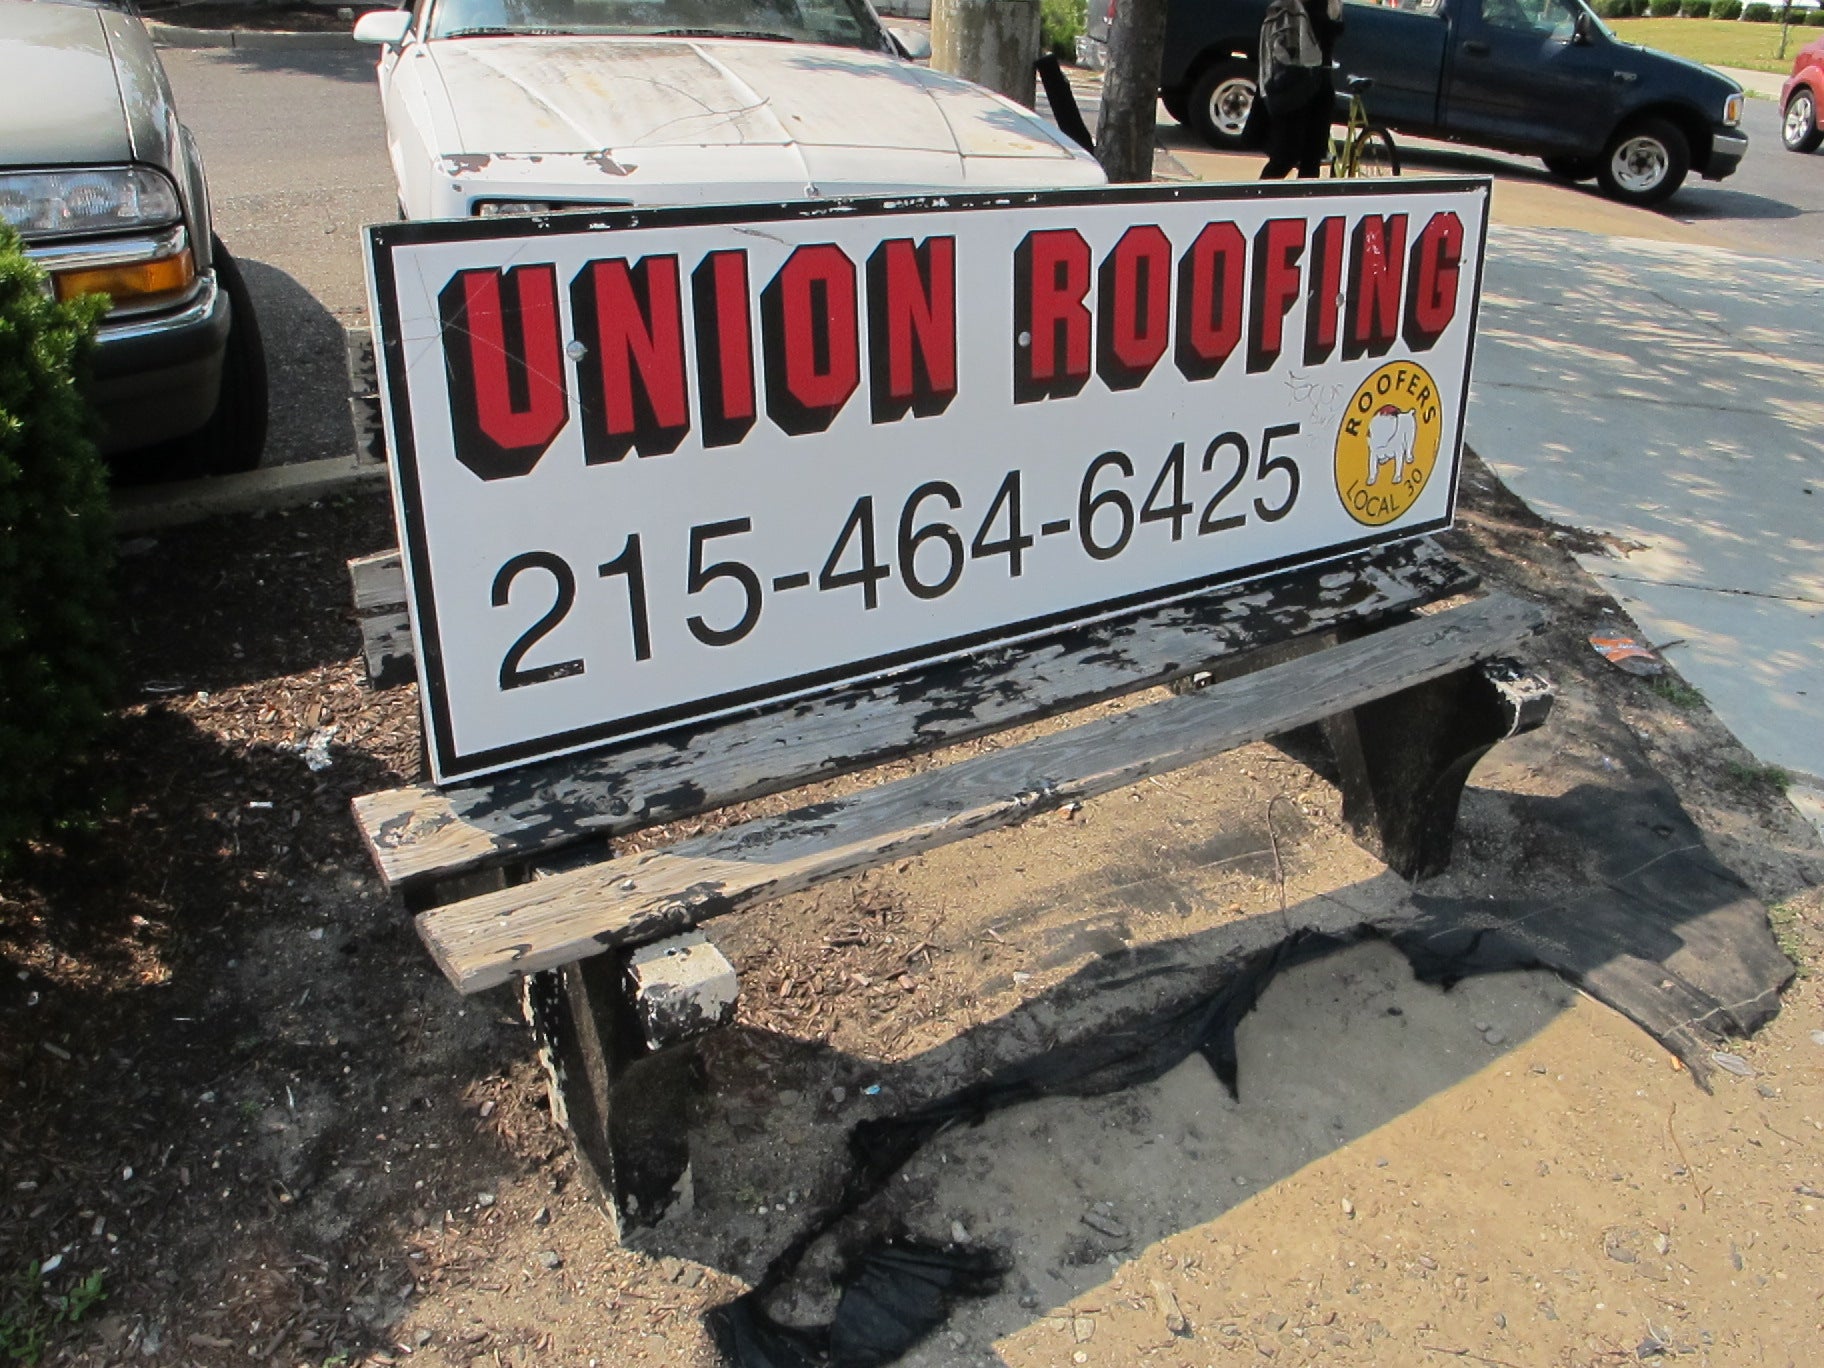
1572 9 1594 43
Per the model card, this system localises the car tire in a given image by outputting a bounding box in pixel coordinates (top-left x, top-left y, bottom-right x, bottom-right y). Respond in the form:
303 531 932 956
173 238 269 478
1783 89 1823 153
1161 88 1189 125
1542 154 1597 182
1596 117 1689 208
1188 59 1264 151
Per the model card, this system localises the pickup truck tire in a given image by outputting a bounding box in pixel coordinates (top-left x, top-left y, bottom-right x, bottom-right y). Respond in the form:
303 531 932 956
1542 154 1597 182
173 238 270 478
1162 88 1190 124
1597 118 1689 208
1783 90 1823 153
1189 59 1265 150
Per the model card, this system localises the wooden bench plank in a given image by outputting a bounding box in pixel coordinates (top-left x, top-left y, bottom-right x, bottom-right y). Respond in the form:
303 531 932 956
346 551 414 689
348 549 405 613
418 591 1545 993
354 539 1477 896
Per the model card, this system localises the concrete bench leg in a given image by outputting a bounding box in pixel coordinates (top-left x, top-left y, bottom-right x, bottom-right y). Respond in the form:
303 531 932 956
1323 658 1554 880
521 932 738 1238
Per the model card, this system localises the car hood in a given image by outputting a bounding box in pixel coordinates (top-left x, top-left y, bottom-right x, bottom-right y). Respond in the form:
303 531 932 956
418 36 1096 188
0 0 136 165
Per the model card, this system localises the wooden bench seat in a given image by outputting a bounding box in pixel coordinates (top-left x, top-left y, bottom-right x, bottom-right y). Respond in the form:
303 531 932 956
419 592 1544 993
350 538 1479 897
348 535 1554 1232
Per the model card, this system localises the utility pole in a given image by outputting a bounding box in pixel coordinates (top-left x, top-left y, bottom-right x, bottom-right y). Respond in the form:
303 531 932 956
1095 0 1169 182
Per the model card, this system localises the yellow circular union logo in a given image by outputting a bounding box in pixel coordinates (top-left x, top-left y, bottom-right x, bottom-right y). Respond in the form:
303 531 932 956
1333 362 1445 527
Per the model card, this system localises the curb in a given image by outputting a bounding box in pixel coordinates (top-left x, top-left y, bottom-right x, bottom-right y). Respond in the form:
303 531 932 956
114 454 388 535
145 19 359 50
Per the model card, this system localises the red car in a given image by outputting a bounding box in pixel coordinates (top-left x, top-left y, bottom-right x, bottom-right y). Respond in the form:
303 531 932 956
1783 34 1824 153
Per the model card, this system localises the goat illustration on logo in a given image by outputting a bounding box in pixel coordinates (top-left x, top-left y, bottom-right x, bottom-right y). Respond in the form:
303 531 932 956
1333 363 1444 528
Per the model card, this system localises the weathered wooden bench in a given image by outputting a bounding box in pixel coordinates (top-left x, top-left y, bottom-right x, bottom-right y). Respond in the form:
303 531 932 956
348 535 1553 1234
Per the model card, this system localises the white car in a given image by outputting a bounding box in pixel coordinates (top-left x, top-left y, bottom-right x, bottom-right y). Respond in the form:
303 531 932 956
354 0 1106 220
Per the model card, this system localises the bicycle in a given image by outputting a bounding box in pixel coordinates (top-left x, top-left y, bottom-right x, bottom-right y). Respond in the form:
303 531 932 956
1328 73 1401 178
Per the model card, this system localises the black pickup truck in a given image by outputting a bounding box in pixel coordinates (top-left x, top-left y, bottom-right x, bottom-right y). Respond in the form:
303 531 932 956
1082 0 1747 206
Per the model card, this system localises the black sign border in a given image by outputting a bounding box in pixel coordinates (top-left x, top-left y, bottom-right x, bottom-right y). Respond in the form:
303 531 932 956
366 177 1493 785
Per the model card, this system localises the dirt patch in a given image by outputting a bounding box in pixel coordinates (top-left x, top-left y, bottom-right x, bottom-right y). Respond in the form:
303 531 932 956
1 463 1821 1367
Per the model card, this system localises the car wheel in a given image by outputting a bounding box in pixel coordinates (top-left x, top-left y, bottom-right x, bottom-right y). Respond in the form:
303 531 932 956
173 238 269 478
1188 59 1264 151
1542 154 1597 182
1161 88 1189 125
1596 117 1689 208
1783 89 1823 153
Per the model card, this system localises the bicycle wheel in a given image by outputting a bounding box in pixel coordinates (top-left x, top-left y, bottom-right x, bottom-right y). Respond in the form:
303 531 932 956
1349 126 1401 177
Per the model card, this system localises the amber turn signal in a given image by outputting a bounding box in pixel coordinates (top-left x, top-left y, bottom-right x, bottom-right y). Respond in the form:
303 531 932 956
54 249 196 307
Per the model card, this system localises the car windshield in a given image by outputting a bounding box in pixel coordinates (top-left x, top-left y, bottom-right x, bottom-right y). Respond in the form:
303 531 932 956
426 0 884 47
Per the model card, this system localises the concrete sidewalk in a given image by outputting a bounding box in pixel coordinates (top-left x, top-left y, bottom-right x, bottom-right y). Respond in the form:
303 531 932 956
1715 64 1787 100
1471 225 1824 829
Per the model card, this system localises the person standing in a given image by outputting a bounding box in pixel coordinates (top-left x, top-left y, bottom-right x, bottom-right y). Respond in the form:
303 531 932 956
1258 0 1344 179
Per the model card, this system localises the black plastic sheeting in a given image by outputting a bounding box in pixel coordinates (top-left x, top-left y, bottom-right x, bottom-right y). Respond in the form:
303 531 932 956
707 1239 1006 1368
705 764 1798 1366
706 923 1549 1368
1034 53 1096 153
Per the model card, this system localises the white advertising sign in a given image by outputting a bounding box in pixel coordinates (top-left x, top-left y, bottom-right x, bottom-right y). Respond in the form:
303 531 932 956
366 180 1490 784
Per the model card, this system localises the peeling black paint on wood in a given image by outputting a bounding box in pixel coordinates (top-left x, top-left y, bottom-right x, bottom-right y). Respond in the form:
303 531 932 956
418 592 1546 993
354 540 1479 892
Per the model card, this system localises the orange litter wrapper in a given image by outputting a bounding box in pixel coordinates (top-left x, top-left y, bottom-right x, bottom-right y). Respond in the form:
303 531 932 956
1588 633 1665 677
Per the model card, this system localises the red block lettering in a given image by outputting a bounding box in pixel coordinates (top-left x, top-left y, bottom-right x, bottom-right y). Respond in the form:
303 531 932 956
1097 224 1171 391
1248 218 1307 374
570 255 690 464
762 243 860 436
1013 227 1092 404
438 264 568 481
693 251 757 449
1345 214 1408 361
1175 221 1245 382
1303 215 1345 367
867 237 957 425
1404 211 1464 352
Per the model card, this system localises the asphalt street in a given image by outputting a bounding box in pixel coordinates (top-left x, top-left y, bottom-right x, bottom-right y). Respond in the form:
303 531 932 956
155 37 1823 828
160 43 393 466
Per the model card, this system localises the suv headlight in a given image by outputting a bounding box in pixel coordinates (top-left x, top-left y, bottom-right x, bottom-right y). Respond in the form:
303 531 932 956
0 166 183 240
1723 93 1744 128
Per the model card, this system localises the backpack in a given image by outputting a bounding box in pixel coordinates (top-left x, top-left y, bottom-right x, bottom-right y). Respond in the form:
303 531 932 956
1259 0 1323 113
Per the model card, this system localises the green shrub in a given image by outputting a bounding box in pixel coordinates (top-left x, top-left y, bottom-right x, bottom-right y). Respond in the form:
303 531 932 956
1807 7 1824 22
1743 2 1774 18
1040 0 1086 60
1681 0 1711 15
1713 0 1742 15
1648 0 1681 14
0 227 115 864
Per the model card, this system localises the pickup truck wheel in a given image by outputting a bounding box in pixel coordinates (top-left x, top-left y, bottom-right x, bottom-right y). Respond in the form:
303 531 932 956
1161 89 1189 124
1189 59 1263 150
171 238 270 478
1542 154 1596 182
1597 118 1689 208
1783 90 1823 153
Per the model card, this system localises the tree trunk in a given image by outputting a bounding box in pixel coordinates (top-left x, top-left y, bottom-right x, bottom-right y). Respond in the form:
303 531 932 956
931 0 1042 108
1095 0 1169 182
